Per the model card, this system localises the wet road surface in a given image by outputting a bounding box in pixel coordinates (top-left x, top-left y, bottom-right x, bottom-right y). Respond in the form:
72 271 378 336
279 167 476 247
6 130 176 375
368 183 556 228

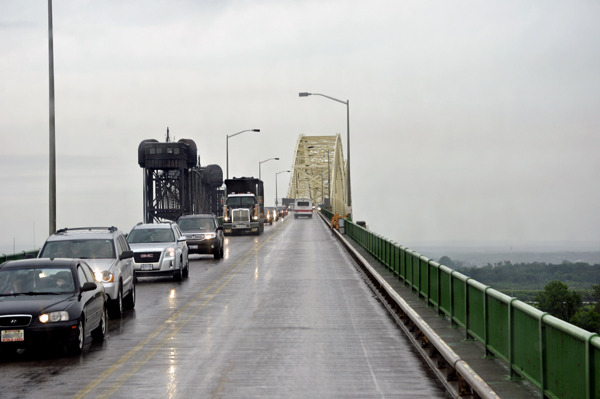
0 215 448 398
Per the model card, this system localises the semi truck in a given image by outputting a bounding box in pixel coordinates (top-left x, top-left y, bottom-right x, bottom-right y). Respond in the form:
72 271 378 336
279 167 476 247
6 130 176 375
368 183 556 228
222 177 265 235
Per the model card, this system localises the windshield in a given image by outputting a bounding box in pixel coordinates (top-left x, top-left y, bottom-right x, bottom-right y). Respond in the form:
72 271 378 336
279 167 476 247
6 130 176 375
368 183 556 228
127 228 175 244
40 239 115 259
178 218 215 231
0 268 76 295
226 196 256 208
297 201 310 207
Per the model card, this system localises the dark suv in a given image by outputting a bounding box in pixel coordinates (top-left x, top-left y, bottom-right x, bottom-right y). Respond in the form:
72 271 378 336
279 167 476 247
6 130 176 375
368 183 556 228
177 214 224 259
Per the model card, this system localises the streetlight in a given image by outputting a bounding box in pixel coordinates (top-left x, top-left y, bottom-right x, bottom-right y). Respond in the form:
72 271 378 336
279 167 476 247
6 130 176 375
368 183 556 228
226 129 260 179
259 158 279 180
299 92 351 217
48 0 56 235
275 170 290 208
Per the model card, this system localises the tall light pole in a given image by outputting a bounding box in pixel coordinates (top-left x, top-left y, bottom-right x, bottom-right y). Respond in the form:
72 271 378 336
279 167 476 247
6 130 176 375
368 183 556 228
259 157 279 180
299 92 351 217
226 129 260 179
48 0 56 235
275 170 290 208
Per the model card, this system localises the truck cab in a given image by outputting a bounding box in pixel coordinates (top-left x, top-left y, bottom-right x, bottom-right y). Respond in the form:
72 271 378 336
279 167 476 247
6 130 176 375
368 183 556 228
222 178 264 235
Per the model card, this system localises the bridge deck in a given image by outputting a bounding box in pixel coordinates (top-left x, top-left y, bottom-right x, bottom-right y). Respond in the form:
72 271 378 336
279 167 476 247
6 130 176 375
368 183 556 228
185 216 448 398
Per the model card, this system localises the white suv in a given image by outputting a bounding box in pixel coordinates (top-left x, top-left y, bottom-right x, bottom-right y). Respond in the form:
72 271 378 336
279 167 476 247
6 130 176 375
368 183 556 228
127 222 189 281
38 226 136 319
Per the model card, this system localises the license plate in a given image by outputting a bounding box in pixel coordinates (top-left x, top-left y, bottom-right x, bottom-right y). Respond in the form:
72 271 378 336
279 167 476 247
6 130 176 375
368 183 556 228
1 330 24 342
235 224 247 228
189 245 198 249
141 264 153 271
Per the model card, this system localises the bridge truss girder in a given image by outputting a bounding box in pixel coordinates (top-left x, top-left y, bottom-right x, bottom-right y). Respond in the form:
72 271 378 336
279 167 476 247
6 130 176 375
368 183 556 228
287 134 347 215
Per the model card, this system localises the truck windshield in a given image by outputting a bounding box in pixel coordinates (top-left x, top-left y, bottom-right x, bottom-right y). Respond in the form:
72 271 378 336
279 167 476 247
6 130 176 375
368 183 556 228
227 197 256 207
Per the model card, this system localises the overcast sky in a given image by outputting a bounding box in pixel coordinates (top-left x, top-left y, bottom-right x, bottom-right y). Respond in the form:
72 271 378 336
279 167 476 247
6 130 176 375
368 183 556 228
1 0 599 254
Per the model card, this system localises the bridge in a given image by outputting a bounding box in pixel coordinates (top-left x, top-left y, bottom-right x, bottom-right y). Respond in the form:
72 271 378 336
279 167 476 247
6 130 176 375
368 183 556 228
1 136 598 399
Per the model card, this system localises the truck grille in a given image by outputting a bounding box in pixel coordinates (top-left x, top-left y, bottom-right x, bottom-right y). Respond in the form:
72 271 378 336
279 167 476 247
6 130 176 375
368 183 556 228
232 209 251 223
134 252 161 263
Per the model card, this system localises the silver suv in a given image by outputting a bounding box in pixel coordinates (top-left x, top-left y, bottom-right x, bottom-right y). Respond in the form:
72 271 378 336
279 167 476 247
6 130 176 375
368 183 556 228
127 222 189 281
38 226 136 319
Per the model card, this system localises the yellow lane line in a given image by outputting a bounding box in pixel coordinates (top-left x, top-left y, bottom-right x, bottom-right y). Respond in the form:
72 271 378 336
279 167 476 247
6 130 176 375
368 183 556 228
72 220 287 399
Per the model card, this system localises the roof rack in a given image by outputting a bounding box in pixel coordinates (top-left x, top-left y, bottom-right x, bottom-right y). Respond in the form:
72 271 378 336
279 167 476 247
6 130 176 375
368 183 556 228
55 226 118 234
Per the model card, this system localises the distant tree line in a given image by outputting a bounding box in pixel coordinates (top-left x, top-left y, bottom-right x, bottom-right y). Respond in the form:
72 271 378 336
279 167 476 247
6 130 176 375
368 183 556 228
440 257 600 292
439 256 600 333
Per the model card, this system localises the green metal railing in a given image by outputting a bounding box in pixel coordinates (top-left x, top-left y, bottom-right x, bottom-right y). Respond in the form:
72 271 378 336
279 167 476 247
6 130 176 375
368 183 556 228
0 250 39 264
321 210 599 399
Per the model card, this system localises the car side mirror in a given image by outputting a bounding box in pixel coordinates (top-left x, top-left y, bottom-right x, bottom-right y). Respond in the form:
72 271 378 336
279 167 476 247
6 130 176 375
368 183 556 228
178 236 187 242
216 226 223 231
120 250 134 260
81 282 97 292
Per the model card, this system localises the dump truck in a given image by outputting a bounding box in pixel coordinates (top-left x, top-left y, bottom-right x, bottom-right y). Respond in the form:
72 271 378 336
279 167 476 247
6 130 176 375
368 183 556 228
222 177 264 235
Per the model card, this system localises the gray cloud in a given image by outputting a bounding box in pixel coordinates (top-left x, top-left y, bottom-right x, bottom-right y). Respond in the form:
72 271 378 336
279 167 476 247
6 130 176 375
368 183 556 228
1 0 599 254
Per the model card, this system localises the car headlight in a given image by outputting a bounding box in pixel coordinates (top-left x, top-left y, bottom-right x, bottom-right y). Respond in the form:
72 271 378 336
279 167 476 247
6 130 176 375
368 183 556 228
39 311 69 323
166 248 175 257
95 270 114 283
205 233 216 239
224 216 230 222
253 215 258 220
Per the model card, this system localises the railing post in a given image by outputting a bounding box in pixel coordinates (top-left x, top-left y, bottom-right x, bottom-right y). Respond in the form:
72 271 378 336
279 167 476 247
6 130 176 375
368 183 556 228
465 278 470 340
509 298 517 379
484 287 492 358
450 271 456 327
437 264 442 315
426 259 431 306
540 314 548 399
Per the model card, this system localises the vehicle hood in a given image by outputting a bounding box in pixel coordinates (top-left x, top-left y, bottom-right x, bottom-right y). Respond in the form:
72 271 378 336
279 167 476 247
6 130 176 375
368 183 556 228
0 295 76 315
84 258 118 273
181 229 212 236
129 242 173 252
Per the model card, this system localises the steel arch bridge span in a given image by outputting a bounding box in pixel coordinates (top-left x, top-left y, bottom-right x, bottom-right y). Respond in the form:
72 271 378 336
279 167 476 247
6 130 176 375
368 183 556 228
287 134 347 215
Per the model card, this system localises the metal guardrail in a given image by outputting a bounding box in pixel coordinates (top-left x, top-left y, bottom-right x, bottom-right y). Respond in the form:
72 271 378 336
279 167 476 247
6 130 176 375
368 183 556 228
0 250 39 264
320 209 599 399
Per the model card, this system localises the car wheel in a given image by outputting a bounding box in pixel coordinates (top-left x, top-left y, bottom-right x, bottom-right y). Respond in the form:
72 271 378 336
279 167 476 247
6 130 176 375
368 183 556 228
173 268 182 281
91 308 107 341
213 246 220 260
108 285 123 319
219 245 224 258
182 260 189 278
67 320 84 355
123 280 136 310
173 258 183 281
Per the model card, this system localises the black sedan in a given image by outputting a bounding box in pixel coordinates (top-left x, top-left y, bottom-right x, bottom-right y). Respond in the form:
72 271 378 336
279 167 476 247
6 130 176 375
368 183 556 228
0 258 107 356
